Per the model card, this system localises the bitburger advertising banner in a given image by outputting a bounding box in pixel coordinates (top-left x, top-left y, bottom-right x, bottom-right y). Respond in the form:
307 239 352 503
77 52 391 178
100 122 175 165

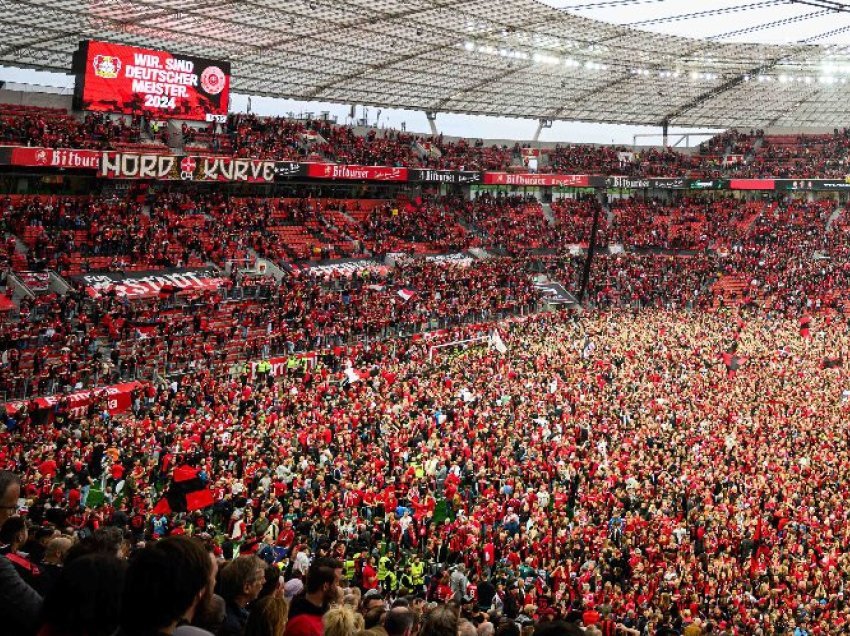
407 169 482 184
304 163 408 181
100 152 279 182
73 39 230 122
606 176 651 189
482 172 597 187
73 268 226 299
3 146 101 170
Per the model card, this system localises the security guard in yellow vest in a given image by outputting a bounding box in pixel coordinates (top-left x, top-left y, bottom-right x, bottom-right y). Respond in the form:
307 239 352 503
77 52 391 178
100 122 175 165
377 553 392 592
409 554 425 594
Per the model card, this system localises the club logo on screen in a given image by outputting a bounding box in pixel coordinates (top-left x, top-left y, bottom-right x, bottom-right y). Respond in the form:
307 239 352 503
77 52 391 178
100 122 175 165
200 66 226 95
92 55 122 79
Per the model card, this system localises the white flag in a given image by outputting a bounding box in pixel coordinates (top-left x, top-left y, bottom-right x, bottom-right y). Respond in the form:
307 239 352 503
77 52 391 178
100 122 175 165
397 288 415 302
489 329 507 354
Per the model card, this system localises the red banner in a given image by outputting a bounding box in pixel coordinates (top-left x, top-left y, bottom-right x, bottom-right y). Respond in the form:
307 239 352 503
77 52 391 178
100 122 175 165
729 178 775 190
7 147 101 170
305 163 408 181
73 268 226 299
74 40 230 122
483 172 591 187
4 381 143 419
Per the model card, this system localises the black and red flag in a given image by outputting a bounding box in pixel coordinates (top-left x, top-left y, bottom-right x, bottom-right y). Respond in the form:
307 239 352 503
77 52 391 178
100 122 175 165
799 314 812 339
721 351 746 377
822 355 843 369
152 464 214 515
749 495 771 577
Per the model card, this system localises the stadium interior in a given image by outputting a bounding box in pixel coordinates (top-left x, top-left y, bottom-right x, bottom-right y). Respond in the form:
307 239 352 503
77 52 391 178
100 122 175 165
2 1 850 635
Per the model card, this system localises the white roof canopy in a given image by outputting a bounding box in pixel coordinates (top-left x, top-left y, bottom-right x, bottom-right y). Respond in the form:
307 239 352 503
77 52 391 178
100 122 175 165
2 0 850 127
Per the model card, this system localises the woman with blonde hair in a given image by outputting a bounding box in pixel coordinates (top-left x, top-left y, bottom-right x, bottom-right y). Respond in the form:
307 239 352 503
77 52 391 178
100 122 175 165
323 605 365 636
245 595 290 636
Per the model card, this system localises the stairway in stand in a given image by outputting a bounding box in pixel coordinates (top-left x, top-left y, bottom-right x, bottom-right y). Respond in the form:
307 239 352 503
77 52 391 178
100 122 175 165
711 274 749 309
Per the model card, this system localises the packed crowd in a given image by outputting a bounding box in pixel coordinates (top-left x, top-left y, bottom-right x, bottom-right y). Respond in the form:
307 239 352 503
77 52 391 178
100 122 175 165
0 105 141 149
5 103 850 180
2 301 850 635
3 189 849 403
2 186 850 636
0 249 540 400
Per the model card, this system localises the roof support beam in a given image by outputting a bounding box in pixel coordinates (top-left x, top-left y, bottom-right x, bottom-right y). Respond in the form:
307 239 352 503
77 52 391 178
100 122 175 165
544 72 634 121
426 62 534 112
661 42 811 125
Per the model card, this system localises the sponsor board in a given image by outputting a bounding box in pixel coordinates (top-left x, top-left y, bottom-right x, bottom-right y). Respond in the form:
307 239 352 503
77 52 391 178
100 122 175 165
649 178 688 189
729 178 775 191
775 179 850 191
73 268 225 299
304 163 407 181
606 176 651 189
407 169 482 184
73 39 230 122
689 179 725 190
3 147 101 170
482 172 594 187
274 161 305 178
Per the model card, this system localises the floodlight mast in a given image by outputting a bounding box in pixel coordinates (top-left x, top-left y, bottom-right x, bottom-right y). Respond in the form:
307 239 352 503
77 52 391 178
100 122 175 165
425 111 438 136
534 118 553 142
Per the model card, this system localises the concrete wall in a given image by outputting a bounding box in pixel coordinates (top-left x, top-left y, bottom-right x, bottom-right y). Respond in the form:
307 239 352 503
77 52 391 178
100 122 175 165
0 88 73 110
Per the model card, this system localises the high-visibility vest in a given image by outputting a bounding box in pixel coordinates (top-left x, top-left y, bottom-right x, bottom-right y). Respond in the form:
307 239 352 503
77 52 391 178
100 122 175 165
409 561 424 585
344 559 356 580
377 555 391 581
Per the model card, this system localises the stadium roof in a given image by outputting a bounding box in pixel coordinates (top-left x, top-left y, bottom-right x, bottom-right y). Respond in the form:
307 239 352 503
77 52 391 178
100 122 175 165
3 0 850 128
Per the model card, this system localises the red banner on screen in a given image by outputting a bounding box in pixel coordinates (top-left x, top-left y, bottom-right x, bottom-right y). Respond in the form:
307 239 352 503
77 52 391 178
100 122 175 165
4 381 142 419
6 146 100 170
74 40 230 122
483 172 590 187
305 163 408 181
729 179 775 190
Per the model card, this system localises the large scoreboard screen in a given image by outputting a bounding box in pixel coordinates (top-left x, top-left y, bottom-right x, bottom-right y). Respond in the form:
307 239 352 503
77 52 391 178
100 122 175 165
73 40 230 122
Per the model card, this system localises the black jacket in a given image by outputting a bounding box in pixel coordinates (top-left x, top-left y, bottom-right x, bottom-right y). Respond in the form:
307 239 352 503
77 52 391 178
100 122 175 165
0 553 43 635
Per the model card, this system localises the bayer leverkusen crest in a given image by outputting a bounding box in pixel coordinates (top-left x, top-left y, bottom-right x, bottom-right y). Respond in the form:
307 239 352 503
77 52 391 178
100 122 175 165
92 54 121 79
180 156 197 180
